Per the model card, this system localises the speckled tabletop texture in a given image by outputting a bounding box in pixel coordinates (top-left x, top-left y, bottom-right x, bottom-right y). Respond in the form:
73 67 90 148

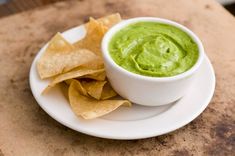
0 0 234 155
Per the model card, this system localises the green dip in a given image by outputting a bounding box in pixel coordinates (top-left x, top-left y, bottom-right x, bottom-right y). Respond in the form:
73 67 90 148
108 22 199 77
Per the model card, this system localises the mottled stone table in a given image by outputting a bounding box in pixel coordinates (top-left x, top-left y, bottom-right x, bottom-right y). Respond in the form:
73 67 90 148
0 0 234 155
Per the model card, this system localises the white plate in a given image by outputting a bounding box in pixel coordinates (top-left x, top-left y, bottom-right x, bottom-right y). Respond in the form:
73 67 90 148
29 25 216 140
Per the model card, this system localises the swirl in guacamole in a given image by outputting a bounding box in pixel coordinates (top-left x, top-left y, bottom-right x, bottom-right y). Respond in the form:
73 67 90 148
108 22 199 77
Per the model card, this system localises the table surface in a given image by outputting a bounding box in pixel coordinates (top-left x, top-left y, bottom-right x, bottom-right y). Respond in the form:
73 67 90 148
0 0 234 155
0 0 65 18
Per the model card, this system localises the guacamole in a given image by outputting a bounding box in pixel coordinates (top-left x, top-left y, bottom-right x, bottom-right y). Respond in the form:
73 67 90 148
108 22 199 77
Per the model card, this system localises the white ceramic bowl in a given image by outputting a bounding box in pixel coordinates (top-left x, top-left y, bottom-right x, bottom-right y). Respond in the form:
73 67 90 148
102 17 204 106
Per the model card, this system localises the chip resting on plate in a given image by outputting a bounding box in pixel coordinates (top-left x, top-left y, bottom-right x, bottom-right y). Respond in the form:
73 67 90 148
73 13 121 56
97 13 122 28
81 80 117 100
81 80 107 100
37 33 98 79
73 18 108 56
69 80 131 119
43 65 105 92
37 13 131 119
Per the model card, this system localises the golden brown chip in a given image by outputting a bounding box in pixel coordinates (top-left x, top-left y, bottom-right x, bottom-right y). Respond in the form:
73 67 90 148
78 57 105 81
101 82 117 99
43 67 105 92
73 18 108 56
69 80 131 119
64 79 73 85
97 13 122 28
81 80 117 100
39 14 129 120
81 80 107 100
60 82 69 100
68 79 87 96
74 53 105 81
37 33 97 79
82 57 104 70
82 70 106 81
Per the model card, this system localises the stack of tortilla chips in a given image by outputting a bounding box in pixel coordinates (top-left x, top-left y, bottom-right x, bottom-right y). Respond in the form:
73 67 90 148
37 13 131 119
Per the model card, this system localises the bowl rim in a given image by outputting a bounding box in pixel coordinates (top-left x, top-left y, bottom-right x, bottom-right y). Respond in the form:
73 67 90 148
101 17 205 82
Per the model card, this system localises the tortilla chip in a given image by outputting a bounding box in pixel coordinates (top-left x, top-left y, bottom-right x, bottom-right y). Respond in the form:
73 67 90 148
64 79 73 85
78 57 105 81
43 67 104 92
69 80 131 119
73 18 108 56
37 33 97 79
68 79 87 96
101 82 117 99
82 70 106 81
82 57 104 69
81 80 117 100
97 13 122 28
60 82 70 100
74 13 121 56
81 80 107 100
